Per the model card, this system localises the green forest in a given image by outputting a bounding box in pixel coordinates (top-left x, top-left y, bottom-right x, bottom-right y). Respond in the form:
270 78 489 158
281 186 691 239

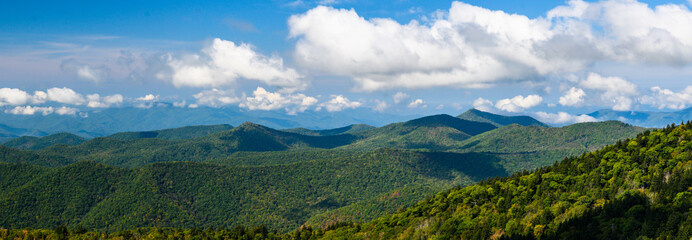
2 110 684 239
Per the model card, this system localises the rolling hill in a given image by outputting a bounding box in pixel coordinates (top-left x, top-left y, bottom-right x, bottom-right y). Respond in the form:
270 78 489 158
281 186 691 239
3 133 87 150
282 124 375 136
457 108 549 127
342 114 497 150
105 124 234 140
0 148 507 232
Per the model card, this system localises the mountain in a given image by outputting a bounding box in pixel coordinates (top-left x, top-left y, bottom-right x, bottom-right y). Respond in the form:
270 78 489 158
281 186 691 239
105 124 234 140
457 108 549 127
25 122 363 167
0 148 507 232
589 107 692 128
0 104 414 138
282 124 375 136
343 114 497 150
0 123 48 143
455 121 646 172
0 113 651 234
3 133 87 150
312 123 692 239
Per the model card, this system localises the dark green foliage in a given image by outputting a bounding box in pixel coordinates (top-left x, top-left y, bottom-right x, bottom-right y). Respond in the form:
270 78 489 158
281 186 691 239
457 108 549 127
456 121 645 172
1 225 285 239
317 122 692 239
343 114 497 150
106 124 234 140
282 124 375 136
0 149 506 232
3 133 87 150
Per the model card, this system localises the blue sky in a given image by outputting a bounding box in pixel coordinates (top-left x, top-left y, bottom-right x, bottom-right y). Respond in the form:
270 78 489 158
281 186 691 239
2 0 692 124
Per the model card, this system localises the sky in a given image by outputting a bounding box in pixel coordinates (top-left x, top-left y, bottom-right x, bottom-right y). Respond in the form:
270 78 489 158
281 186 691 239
2 0 692 124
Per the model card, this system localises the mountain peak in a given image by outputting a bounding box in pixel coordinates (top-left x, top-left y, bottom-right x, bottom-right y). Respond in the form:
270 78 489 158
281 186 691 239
457 108 548 127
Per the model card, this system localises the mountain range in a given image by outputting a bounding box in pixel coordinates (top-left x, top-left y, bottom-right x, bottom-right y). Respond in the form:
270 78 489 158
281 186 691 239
0 109 651 234
1 104 690 140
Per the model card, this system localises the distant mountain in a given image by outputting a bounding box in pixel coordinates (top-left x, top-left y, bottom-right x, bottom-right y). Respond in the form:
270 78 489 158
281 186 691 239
0 104 414 138
455 121 645 172
0 114 652 234
457 108 549 127
589 108 692 128
0 124 48 143
3 133 86 150
343 114 498 150
106 124 233 140
282 124 375 136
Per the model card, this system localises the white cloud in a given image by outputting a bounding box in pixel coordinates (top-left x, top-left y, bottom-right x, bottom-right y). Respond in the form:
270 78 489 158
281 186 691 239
472 97 494 112
0 88 45 106
173 100 187 108
533 111 597 124
559 87 586 106
4 106 78 116
373 99 389 112
580 73 638 111
548 0 692 65
160 38 304 90
393 92 410 104
76 65 105 82
408 99 426 108
288 1 692 91
288 4 585 91
46 87 86 105
54 106 79 115
136 94 159 101
239 87 318 115
640 86 692 110
317 95 361 112
495 95 543 112
193 89 240 107
86 94 123 108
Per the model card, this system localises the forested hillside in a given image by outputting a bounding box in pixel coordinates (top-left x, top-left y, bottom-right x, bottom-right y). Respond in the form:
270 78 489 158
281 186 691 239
3 133 86 150
282 124 375 136
311 123 692 239
105 124 234 140
0 148 505 232
457 109 549 127
0 112 654 238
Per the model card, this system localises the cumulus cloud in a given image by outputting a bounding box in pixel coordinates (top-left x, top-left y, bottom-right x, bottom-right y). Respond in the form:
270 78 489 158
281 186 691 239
640 86 692 110
288 1 692 91
239 87 318 115
393 92 410 104
5 106 78 116
0 88 45 106
160 38 304 90
548 0 692 65
533 111 597 124
559 87 586 106
472 97 494 112
579 73 638 111
136 94 159 101
288 4 586 91
61 59 109 82
495 95 543 112
46 87 86 105
86 94 123 108
317 95 361 112
193 89 241 107
408 99 426 108
373 99 389 112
